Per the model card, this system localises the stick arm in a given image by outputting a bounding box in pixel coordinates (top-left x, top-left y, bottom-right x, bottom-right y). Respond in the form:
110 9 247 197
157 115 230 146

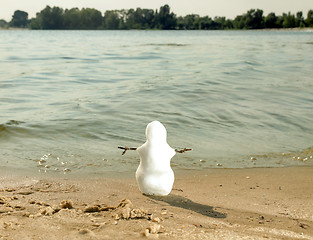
118 146 192 155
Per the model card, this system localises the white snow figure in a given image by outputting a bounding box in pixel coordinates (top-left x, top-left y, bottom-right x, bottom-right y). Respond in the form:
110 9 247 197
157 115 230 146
136 120 176 196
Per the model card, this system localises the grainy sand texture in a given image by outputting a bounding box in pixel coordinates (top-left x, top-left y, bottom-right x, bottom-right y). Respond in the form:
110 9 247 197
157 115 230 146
0 167 312 239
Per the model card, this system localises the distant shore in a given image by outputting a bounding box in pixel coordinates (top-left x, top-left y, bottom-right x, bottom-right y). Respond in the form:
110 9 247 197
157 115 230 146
0 27 29 30
1 166 312 239
1 27 313 31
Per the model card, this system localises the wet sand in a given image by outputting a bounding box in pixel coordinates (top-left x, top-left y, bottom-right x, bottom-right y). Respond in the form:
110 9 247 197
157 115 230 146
0 167 312 239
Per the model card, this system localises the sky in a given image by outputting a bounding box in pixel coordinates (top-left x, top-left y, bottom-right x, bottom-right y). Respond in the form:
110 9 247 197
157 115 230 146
1 0 313 21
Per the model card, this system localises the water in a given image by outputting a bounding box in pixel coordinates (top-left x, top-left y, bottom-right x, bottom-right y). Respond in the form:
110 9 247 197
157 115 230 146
1 30 313 175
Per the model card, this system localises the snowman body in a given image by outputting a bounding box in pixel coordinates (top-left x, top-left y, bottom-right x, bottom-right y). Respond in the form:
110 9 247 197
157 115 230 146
136 121 176 196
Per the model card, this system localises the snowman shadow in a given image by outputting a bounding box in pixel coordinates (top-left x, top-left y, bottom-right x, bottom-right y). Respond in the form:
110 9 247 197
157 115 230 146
146 194 227 219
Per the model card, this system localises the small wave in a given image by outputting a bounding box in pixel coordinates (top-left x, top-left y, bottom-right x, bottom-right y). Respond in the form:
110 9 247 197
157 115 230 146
0 120 28 138
104 131 141 143
144 43 188 47
5 120 24 125
250 146 313 166
6 56 57 62
60 56 77 60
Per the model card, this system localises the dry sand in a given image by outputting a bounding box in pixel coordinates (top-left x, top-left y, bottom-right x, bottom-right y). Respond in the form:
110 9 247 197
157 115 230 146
0 167 312 239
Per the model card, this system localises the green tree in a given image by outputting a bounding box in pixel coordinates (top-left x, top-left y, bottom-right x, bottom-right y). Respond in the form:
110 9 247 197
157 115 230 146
183 14 200 29
142 9 156 28
26 5 309 30
103 10 120 29
0 19 9 28
123 8 155 29
115 10 127 29
50 6 64 29
233 15 245 29
155 5 176 29
214 16 227 29
200 16 216 29
224 19 233 29
295 11 304 27
80 8 102 29
265 12 278 28
233 9 264 29
306 10 313 27
29 16 41 29
282 12 296 28
34 6 64 29
244 9 264 29
275 15 284 28
123 9 135 29
177 15 218 30
10 10 29 28
135 8 155 29
63 8 81 29
176 16 185 30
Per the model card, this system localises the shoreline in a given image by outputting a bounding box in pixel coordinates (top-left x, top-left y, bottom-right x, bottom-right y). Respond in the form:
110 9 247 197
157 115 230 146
1 163 313 180
1 166 312 239
1 27 313 31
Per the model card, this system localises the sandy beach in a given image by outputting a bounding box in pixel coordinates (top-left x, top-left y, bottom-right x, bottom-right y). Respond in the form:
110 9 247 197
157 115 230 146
0 167 312 239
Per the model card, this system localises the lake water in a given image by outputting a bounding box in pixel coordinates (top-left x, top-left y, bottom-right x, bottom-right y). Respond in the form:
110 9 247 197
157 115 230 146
1 30 313 176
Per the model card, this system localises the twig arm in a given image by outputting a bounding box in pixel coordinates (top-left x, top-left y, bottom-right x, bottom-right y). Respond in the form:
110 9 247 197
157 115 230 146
118 146 137 155
175 148 192 153
118 146 192 155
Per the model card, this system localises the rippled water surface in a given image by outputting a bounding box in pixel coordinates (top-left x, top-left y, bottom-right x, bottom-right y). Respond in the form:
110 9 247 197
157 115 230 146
1 30 313 175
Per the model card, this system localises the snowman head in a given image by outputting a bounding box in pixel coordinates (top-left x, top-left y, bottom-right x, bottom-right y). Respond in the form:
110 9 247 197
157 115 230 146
145 120 167 143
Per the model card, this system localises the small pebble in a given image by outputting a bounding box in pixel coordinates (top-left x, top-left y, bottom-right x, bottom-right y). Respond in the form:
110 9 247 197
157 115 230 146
143 228 150 237
147 223 162 234
17 191 34 195
152 217 161 223
40 206 54 216
60 200 73 209
78 229 92 235
84 205 100 213
23 212 31 217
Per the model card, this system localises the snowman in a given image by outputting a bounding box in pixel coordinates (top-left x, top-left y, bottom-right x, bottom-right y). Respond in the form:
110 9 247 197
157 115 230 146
118 120 191 196
136 120 176 196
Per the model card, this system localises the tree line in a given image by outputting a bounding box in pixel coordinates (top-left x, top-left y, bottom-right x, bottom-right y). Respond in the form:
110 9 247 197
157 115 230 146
2 5 313 30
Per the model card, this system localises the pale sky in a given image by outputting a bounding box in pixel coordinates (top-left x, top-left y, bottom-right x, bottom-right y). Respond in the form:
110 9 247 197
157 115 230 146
1 0 312 21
